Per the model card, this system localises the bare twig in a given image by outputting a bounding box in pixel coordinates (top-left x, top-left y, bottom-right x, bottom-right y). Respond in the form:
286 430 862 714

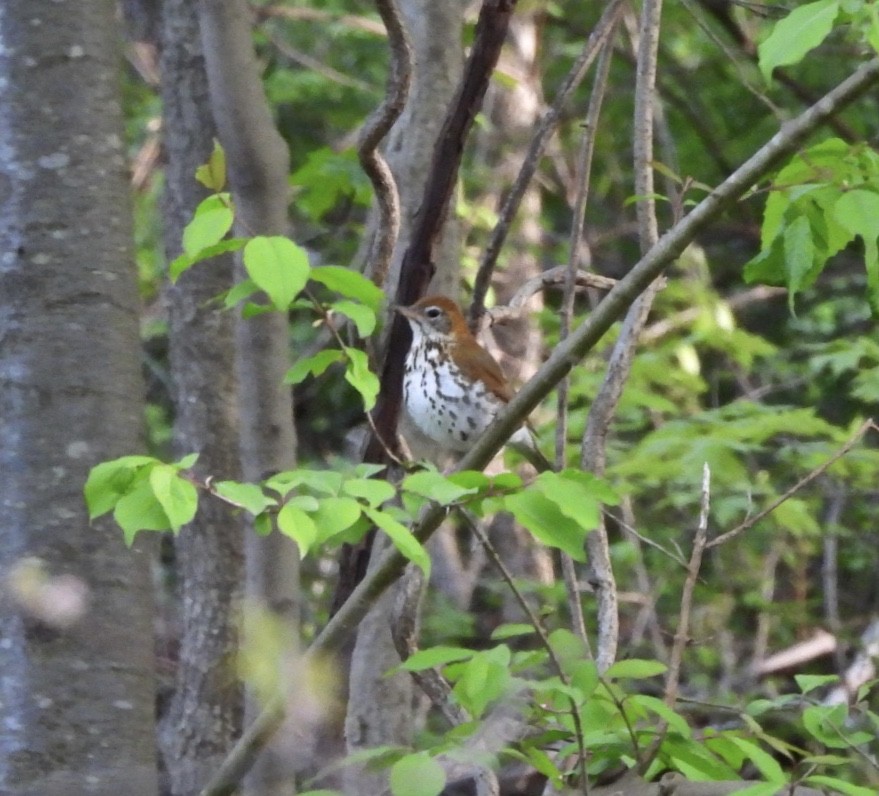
708 419 877 549
557 38 617 652
199 61 879 796
641 463 710 773
620 497 668 661
469 0 626 329
480 268 617 328
578 0 664 674
358 0 412 289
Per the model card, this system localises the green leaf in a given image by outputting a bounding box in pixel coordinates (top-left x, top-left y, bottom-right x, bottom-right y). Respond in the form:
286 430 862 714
364 507 431 577
170 237 248 283
342 477 395 506
213 481 276 515
114 480 173 544
400 646 475 671
182 194 234 256
84 455 158 519
503 490 590 560
176 452 199 470
758 0 839 82
195 140 226 191
265 468 344 497
344 347 380 411
726 737 785 783
833 189 879 313
311 265 385 312
332 300 376 337
243 235 310 311
284 349 345 385
149 465 199 532
490 623 534 640
783 214 815 312
223 277 260 309
630 695 691 737
605 658 667 680
311 496 363 542
277 503 318 557
795 674 840 694
402 471 477 505
805 776 875 796
452 646 511 718
389 753 445 796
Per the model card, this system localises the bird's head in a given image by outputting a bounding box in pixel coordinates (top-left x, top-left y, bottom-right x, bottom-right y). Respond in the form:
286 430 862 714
395 295 469 343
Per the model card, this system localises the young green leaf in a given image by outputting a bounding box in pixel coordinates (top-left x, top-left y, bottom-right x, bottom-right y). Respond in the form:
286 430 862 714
389 753 445 796
213 481 276 515
113 480 173 545
758 0 839 82
342 477 395 506
343 347 380 411
310 265 385 312
364 507 431 577
195 140 227 191
503 491 591 560
84 455 158 519
284 349 345 385
605 658 667 680
277 503 318 557
401 470 477 505
310 496 363 542
243 235 310 311
170 237 248 283
331 299 376 337
400 646 475 671
182 194 234 256
148 464 199 532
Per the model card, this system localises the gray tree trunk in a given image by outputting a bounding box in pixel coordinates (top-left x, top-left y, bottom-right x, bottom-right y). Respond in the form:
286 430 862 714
154 1 245 793
0 1 157 794
344 2 464 793
198 2 300 792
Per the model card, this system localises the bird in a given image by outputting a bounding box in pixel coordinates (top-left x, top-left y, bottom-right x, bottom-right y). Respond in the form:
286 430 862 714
395 295 552 472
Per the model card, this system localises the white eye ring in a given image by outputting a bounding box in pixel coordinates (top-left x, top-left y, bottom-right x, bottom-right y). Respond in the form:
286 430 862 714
425 307 442 319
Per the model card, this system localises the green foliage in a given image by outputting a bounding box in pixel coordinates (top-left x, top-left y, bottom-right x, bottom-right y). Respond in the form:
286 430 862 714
243 236 311 311
758 0 840 83
745 139 879 313
84 454 199 544
291 147 373 222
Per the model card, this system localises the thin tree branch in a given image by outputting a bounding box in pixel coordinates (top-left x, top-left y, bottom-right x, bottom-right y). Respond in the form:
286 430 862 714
640 463 711 774
579 0 664 674
557 37 617 652
708 419 877 549
198 60 879 796
358 0 412 289
469 0 625 329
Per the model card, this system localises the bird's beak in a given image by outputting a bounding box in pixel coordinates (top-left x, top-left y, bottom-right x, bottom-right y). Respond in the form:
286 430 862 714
394 304 416 321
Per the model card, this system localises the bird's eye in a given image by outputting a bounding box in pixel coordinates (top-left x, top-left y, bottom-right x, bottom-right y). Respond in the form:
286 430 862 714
425 306 442 319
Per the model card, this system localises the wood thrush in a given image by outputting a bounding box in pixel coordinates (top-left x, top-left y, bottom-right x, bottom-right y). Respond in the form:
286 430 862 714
396 295 551 472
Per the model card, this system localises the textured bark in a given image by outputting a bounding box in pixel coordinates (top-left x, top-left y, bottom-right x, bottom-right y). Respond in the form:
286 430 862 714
155 1 245 793
0 1 157 793
198 1 300 792
344 2 465 792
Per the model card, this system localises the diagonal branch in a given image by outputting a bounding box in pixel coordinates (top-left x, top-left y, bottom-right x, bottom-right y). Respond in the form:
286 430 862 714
198 58 879 796
469 0 625 329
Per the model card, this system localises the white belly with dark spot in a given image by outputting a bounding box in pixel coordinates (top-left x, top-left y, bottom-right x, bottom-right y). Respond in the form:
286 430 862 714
403 344 500 453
